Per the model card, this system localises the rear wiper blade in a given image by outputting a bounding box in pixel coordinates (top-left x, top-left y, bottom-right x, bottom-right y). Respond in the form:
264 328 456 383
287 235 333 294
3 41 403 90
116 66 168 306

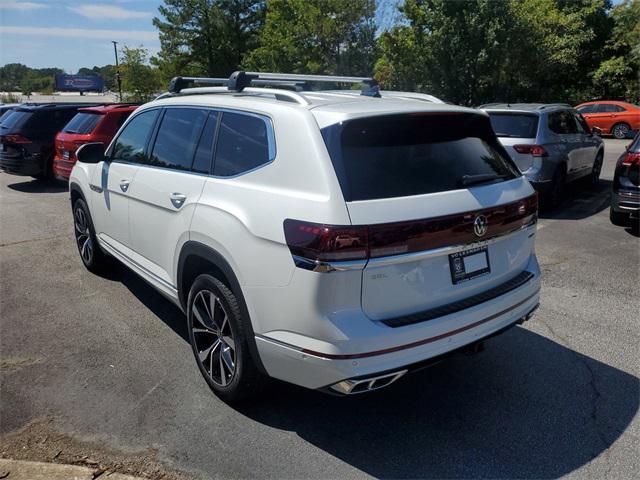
458 173 508 187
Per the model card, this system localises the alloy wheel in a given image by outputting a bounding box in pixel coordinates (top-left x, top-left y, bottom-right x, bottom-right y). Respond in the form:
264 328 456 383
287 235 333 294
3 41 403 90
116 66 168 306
74 206 93 264
191 290 236 387
613 124 629 140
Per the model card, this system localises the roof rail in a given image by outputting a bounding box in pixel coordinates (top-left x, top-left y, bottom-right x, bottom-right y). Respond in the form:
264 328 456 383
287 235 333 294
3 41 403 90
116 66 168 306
168 71 380 97
158 85 310 106
537 103 572 110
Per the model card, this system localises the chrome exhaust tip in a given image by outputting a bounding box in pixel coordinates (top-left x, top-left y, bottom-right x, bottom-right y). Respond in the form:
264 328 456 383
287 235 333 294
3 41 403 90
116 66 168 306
329 369 408 395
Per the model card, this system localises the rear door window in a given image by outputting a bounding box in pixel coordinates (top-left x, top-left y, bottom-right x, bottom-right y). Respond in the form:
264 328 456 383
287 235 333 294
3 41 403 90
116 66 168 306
213 111 274 177
599 104 625 113
149 108 208 171
488 113 538 138
63 112 102 134
321 113 519 201
111 109 159 163
548 111 578 135
192 111 219 174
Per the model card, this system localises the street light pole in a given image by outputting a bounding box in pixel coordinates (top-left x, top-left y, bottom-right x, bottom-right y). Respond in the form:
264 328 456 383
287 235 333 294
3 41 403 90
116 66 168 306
112 40 122 102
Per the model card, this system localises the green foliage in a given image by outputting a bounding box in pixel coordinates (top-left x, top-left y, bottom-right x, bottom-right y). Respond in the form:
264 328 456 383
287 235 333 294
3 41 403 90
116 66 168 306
0 63 62 93
120 46 163 102
376 0 615 105
244 0 377 76
1 92 22 103
153 0 265 81
593 0 640 102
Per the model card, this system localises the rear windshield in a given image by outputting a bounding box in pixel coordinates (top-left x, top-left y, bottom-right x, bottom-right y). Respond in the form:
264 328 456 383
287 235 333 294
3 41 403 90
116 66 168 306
63 112 102 134
321 113 519 201
488 113 538 138
0 110 32 130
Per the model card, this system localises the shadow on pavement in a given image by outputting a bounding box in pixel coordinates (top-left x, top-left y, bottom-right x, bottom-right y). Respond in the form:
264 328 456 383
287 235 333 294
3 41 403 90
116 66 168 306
539 179 611 221
97 261 190 343
6 179 67 194
235 327 638 479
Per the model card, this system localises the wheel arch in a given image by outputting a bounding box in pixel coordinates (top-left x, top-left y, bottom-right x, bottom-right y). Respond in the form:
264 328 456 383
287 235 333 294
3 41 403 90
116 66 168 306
69 181 87 206
177 241 267 374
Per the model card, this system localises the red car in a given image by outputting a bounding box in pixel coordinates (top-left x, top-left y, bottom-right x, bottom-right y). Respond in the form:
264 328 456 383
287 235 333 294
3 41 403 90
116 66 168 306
575 100 640 139
53 104 138 180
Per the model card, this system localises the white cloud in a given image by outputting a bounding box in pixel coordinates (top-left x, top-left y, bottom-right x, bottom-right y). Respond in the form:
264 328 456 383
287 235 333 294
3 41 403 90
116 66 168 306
0 1 48 10
68 4 152 20
0 26 158 42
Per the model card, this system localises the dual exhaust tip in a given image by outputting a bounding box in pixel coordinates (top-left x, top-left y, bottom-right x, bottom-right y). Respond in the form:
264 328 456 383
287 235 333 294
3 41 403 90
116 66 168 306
329 303 540 395
329 370 408 395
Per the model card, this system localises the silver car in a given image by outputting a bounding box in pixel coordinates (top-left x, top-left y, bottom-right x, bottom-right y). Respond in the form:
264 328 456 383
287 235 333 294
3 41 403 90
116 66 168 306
481 103 604 207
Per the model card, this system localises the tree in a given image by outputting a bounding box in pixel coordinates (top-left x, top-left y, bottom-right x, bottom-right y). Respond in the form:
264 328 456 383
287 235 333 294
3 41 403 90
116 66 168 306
244 0 377 76
592 0 639 101
375 0 613 105
120 46 162 102
153 0 265 80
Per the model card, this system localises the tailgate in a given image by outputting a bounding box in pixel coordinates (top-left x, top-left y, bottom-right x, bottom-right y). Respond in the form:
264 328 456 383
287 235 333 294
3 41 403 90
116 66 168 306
498 137 535 172
320 110 537 324
348 179 537 320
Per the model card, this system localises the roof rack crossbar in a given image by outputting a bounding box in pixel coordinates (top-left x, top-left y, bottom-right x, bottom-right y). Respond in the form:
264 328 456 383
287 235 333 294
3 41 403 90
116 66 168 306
230 71 380 98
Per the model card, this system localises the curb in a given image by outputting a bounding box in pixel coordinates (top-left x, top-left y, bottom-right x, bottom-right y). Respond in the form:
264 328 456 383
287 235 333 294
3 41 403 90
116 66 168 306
0 459 144 480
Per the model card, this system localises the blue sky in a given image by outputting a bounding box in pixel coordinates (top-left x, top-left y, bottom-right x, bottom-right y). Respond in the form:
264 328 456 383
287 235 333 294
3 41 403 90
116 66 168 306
0 0 626 73
0 0 162 71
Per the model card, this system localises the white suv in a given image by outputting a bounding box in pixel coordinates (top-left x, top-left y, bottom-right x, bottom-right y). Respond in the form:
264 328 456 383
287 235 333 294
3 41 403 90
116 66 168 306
70 72 541 401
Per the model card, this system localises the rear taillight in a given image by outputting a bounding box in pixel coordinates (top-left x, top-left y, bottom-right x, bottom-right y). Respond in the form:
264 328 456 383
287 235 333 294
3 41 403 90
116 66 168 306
3 134 31 144
283 219 368 262
284 194 538 269
513 144 548 157
622 152 640 166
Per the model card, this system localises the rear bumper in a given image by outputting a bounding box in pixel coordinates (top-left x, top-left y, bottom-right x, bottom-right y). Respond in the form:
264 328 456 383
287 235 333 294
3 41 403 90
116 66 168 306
53 156 75 181
0 152 44 176
611 189 640 215
255 256 541 390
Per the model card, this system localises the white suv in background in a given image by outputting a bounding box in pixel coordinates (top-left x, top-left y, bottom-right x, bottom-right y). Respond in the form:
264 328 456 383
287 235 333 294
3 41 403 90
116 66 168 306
70 72 541 401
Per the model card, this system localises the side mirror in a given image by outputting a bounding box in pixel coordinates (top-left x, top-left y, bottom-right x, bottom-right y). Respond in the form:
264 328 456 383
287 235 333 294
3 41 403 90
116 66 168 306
591 127 602 137
76 142 105 164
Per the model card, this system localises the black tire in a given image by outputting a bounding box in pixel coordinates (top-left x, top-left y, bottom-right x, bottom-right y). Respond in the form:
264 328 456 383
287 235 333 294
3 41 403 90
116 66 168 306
589 151 604 188
612 123 631 140
544 166 566 209
72 198 110 273
187 274 265 402
609 208 629 227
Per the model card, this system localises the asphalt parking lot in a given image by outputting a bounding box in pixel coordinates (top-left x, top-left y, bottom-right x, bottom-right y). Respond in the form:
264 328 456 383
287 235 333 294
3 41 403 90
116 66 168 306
0 138 638 479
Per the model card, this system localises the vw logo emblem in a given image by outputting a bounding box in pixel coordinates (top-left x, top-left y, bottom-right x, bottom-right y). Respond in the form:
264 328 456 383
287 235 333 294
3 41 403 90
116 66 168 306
473 215 488 237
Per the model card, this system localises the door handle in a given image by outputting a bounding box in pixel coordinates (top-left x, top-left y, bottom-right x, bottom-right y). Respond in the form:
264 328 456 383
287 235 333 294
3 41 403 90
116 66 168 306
119 179 130 192
170 193 187 209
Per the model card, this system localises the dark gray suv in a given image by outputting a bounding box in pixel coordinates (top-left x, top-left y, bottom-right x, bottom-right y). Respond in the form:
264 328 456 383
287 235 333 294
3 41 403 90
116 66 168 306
482 103 604 206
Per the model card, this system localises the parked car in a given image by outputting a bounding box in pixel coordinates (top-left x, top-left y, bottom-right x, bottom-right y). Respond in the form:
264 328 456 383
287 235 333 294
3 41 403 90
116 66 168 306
610 131 640 230
576 101 640 139
481 103 604 207
70 72 540 401
0 103 98 179
53 104 138 181
0 103 21 119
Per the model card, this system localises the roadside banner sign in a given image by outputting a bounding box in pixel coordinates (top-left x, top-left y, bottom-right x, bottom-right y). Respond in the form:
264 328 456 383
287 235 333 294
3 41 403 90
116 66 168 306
54 74 104 92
